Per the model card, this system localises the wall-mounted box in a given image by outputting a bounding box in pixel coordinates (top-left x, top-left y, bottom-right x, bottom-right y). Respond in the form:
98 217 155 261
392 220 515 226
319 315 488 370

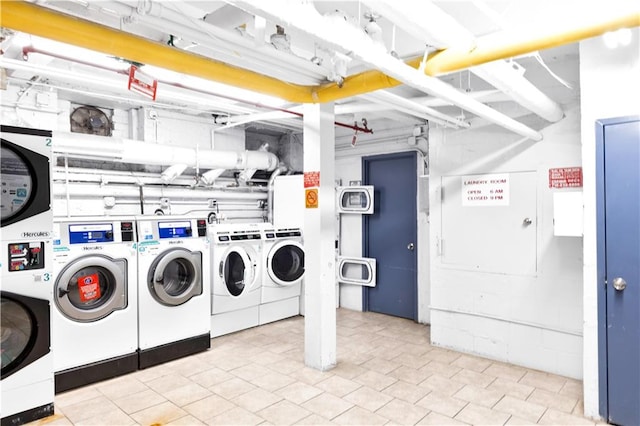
553 191 583 237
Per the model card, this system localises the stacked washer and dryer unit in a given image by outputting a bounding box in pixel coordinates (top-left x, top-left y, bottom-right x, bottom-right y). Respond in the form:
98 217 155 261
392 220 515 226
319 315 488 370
1 126 55 425
136 215 211 368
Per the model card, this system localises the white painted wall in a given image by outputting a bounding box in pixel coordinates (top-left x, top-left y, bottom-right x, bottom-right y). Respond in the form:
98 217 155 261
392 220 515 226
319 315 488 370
334 129 431 324
429 104 583 379
580 29 640 419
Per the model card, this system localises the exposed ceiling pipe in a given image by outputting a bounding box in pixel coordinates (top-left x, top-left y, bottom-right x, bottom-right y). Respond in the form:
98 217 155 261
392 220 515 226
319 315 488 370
229 1 543 140
215 90 507 127
53 131 279 171
2 1 637 129
423 7 640 76
362 91 469 128
102 0 331 85
363 1 565 122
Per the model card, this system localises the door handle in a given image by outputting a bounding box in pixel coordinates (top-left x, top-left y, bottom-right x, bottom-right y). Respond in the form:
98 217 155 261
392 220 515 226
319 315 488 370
612 277 627 291
407 243 415 251
523 218 533 226
58 287 70 298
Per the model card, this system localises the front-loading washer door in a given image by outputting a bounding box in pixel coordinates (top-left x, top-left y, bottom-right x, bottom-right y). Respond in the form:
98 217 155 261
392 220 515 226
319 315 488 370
0 291 50 379
0 132 51 229
220 247 254 297
149 248 202 306
267 240 305 286
55 255 127 322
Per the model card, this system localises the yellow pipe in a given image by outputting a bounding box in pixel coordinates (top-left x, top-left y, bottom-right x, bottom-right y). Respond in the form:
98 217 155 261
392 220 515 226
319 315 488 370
424 12 640 76
2 1 639 105
0 1 314 103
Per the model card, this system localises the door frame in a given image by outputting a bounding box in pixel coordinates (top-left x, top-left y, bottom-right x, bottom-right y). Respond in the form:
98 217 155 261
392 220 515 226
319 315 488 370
595 115 640 420
361 151 418 319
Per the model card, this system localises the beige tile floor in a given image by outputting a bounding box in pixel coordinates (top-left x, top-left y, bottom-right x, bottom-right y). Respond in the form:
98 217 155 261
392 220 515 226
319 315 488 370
31 309 600 426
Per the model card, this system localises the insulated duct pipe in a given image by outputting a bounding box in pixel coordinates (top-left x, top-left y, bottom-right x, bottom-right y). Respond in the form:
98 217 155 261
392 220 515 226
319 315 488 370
3 0 638 105
266 165 288 224
53 132 279 171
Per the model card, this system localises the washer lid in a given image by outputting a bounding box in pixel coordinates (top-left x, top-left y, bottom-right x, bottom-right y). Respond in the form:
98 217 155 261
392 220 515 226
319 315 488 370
267 240 305 286
149 248 202 306
55 254 127 322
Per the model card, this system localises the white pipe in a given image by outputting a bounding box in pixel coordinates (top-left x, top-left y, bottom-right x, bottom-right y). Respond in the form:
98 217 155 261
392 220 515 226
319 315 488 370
362 1 564 122
53 131 279 171
104 0 330 85
363 91 469 128
53 183 267 201
230 1 543 141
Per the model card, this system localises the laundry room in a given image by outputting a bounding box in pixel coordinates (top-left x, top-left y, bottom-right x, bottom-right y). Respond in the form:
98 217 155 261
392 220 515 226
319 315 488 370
1 1 639 426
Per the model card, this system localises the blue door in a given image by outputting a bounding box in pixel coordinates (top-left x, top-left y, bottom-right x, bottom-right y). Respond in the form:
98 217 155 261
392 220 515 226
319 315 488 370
596 116 640 425
363 152 417 320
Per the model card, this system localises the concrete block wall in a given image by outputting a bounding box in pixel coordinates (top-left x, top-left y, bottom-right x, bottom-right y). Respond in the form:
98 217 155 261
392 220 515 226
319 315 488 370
429 105 584 379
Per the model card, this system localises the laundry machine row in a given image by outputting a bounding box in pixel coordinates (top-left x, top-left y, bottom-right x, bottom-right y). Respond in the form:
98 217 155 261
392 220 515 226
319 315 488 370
1 126 55 425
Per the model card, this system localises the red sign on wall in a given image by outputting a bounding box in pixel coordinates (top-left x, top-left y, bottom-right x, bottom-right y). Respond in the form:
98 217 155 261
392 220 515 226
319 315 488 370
128 65 158 100
549 167 583 188
304 171 320 188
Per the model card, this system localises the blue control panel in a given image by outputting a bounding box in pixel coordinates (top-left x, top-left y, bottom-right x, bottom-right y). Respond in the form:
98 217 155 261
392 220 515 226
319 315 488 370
69 223 114 244
158 221 192 239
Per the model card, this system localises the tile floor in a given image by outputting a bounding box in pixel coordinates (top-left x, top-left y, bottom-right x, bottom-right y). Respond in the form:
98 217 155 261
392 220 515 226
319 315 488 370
31 309 600 425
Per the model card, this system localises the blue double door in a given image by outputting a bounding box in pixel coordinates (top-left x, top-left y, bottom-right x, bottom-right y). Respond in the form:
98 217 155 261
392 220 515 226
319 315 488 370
597 116 640 425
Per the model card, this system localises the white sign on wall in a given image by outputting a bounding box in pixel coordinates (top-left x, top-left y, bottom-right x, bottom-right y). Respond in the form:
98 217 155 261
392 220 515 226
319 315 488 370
461 173 510 206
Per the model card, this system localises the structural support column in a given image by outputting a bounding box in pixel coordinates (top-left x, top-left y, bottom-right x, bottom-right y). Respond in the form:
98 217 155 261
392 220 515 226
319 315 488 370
303 102 337 371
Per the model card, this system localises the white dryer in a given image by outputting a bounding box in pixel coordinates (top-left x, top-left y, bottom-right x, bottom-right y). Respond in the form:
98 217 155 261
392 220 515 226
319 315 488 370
1 125 54 425
209 223 262 337
259 227 305 325
136 215 210 368
51 217 138 393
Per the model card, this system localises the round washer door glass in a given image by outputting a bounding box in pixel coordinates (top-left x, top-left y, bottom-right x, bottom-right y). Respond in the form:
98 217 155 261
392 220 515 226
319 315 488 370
0 297 32 372
0 145 33 222
149 249 202 306
55 255 127 322
222 249 254 296
270 243 305 285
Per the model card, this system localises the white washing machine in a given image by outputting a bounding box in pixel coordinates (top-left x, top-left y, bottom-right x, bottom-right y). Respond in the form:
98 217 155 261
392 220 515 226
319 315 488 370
51 217 138 393
259 227 305 325
136 215 210 368
209 223 262 337
1 125 54 425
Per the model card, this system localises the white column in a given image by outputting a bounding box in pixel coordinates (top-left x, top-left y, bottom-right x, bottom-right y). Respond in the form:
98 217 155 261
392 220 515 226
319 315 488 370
303 102 337 371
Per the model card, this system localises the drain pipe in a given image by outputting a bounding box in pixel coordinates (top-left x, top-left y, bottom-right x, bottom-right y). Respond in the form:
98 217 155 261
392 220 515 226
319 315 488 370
267 165 288 224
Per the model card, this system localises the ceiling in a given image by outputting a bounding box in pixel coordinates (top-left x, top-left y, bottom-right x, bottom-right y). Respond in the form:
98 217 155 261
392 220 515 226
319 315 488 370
1 0 627 142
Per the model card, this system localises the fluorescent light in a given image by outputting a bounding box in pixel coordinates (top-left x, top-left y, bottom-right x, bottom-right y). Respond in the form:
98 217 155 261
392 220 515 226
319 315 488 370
27 35 130 70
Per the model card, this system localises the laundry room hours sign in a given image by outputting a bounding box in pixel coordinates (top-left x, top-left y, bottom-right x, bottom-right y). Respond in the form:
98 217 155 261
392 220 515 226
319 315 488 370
461 173 510 206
